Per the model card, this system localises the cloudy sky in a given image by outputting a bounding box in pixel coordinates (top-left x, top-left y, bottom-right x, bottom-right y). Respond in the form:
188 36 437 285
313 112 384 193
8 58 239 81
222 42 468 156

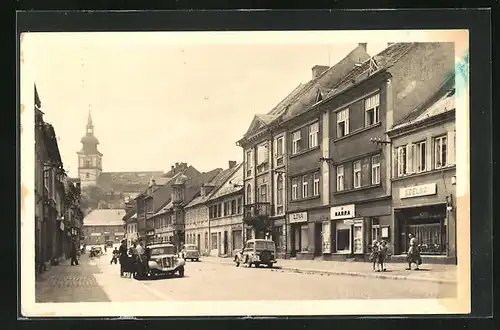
28 32 393 177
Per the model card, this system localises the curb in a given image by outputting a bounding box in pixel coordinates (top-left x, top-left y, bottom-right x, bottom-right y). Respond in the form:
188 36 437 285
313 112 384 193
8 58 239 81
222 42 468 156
202 259 457 285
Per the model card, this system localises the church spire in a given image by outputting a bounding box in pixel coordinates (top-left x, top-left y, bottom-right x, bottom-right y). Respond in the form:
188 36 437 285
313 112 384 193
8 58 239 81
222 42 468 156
87 110 93 129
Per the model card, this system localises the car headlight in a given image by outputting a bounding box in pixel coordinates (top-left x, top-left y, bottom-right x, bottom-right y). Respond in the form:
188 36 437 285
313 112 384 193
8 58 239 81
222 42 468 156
148 261 159 268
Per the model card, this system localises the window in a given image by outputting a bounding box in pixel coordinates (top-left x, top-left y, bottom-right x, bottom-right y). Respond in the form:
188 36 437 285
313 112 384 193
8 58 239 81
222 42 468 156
291 178 298 200
237 197 242 214
246 184 252 204
336 165 345 191
372 155 381 185
313 172 320 196
43 167 49 189
246 150 252 177
276 136 284 157
85 160 91 167
365 94 380 126
434 136 447 169
231 200 236 215
371 218 380 241
302 176 309 198
292 130 301 155
259 184 267 203
223 202 229 216
276 176 284 206
406 143 416 174
308 122 319 148
86 173 89 178
217 204 222 218
337 109 350 138
416 141 426 172
256 143 269 165
397 146 407 177
353 160 361 188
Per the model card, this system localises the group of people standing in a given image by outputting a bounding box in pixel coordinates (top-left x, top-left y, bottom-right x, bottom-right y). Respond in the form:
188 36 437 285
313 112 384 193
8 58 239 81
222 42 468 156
369 233 423 271
111 239 151 278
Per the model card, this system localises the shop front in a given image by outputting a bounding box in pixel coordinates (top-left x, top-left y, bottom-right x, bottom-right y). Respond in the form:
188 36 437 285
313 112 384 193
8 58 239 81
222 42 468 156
329 200 392 260
287 211 309 259
393 179 456 262
231 223 243 254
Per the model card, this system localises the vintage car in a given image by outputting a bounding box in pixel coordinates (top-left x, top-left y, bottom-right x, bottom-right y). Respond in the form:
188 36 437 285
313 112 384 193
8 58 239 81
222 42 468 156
180 244 200 262
89 246 103 257
146 243 186 278
234 239 277 268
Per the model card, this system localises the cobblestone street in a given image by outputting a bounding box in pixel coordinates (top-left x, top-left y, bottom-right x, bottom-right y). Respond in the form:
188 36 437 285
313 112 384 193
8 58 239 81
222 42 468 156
35 254 457 303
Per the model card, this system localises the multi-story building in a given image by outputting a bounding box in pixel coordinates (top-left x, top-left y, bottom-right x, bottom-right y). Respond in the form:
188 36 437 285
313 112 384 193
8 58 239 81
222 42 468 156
237 44 370 258
387 76 456 263
35 84 83 273
184 161 239 255
317 42 455 261
205 162 243 257
82 209 127 247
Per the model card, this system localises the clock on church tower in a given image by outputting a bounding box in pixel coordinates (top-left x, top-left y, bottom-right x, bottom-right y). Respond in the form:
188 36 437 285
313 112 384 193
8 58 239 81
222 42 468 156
77 111 103 188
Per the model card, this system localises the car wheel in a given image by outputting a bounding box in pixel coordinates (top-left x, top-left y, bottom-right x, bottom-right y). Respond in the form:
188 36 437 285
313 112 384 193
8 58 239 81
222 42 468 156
267 263 273 268
255 263 261 268
196 258 200 262
178 266 185 277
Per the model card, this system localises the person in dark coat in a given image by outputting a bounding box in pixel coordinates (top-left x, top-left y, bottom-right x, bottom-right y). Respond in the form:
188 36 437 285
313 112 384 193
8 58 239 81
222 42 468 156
70 239 79 266
118 240 128 277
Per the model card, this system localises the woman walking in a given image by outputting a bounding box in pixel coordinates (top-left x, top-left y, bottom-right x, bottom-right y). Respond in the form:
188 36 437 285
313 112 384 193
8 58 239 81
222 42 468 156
369 239 380 271
406 233 422 270
118 240 128 277
378 240 389 272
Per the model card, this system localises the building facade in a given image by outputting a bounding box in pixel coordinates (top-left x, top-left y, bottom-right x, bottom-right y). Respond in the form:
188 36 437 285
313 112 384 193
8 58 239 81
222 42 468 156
319 42 455 260
205 162 244 257
82 209 127 247
387 79 456 263
34 84 83 274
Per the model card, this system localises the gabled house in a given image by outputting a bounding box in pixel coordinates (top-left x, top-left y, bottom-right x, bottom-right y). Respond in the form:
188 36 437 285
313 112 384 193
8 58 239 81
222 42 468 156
387 75 456 263
184 161 239 255
236 43 370 258
205 161 243 257
318 42 455 261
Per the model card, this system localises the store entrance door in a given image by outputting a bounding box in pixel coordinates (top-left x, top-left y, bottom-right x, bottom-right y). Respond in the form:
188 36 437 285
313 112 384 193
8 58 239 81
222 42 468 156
314 223 322 257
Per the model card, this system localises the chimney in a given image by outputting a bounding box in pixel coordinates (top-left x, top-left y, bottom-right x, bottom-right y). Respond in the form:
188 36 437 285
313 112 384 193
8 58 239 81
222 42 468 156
358 43 367 52
228 160 237 169
311 65 330 79
387 42 394 47
175 162 179 168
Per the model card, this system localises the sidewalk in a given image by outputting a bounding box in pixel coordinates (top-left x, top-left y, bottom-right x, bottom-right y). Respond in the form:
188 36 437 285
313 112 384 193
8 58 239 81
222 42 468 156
35 254 110 303
202 256 457 284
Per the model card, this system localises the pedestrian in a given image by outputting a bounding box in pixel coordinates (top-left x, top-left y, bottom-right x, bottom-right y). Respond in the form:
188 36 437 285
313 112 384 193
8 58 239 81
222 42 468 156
406 233 422 270
118 240 128 277
378 240 389 272
110 247 119 265
70 239 79 266
369 239 380 271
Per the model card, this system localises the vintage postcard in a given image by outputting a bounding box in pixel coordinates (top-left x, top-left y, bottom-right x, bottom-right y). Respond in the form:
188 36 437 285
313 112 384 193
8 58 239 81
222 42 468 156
20 29 470 317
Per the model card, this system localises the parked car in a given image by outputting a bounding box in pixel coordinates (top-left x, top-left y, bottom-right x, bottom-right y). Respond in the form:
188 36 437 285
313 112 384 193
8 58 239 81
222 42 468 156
180 244 201 262
145 243 186 278
234 239 277 268
89 246 103 257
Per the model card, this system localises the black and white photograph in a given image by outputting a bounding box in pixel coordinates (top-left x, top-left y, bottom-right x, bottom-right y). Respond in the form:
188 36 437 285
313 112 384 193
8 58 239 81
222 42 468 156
20 28 470 316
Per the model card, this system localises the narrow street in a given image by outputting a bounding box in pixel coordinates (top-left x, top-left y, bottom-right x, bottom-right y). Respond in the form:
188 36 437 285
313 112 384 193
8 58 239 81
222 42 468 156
35 255 457 303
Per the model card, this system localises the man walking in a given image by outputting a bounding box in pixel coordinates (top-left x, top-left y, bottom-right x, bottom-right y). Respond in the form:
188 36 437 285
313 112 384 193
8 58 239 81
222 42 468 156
70 239 79 266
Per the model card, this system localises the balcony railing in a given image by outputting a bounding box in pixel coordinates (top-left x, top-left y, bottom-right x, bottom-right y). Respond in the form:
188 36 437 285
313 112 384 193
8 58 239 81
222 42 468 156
243 202 273 222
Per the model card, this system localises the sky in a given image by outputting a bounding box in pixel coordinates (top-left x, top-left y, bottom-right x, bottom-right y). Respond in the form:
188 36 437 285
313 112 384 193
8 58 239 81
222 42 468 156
30 32 391 178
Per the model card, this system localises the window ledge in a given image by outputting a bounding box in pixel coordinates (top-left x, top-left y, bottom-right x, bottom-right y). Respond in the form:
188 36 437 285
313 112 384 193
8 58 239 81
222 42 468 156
290 195 321 203
333 122 382 143
333 183 382 195
392 165 456 182
290 145 320 159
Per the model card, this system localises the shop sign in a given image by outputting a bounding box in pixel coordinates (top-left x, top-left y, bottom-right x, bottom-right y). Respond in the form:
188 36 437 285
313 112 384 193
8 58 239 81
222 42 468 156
91 233 101 236
400 183 437 199
288 212 308 224
59 221 64 231
146 230 155 236
330 204 355 220
322 220 331 254
115 232 124 236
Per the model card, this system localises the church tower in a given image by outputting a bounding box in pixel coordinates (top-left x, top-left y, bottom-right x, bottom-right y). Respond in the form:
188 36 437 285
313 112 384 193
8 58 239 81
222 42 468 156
77 111 103 188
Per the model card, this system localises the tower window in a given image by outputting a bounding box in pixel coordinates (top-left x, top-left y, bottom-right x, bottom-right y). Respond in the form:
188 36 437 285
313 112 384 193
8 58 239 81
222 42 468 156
86 173 89 178
85 160 91 167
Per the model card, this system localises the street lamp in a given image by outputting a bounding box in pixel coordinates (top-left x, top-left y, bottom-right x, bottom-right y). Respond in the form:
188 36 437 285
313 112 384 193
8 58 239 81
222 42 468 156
319 157 335 166
369 137 391 146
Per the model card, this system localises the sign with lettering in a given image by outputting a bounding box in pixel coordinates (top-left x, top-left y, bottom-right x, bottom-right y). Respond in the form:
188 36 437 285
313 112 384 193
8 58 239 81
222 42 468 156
322 220 331 254
288 212 308 224
91 232 101 236
330 204 355 220
400 183 437 199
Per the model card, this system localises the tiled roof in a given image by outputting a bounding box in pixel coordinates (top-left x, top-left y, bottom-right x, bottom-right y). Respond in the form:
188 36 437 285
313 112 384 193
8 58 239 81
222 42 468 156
281 45 371 122
83 209 127 227
390 79 455 132
242 44 370 139
325 43 416 100
208 163 243 200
